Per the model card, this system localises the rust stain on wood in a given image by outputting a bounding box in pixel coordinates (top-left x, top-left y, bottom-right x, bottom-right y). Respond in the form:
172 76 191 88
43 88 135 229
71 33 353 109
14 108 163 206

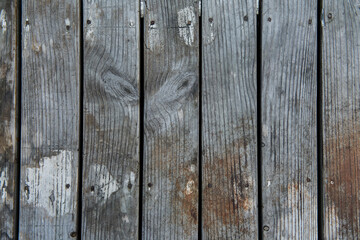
325 121 360 232
203 136 254 235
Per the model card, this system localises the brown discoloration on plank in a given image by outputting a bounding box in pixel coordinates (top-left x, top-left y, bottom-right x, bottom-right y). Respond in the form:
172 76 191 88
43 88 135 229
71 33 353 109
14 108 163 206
322 0 360 238
20 0 80 239
81 1 140 239
324 122 360 234
142 1 199 239
202 0 258 238
0 0 18 238
203 155 254 232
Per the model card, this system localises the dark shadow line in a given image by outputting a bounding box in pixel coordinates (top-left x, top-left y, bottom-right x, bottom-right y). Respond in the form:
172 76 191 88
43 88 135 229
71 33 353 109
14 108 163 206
256 1 263 239
76 0 84 238
15 0 22 238
317 0 324 239
198 8 203 240
138 14 145 240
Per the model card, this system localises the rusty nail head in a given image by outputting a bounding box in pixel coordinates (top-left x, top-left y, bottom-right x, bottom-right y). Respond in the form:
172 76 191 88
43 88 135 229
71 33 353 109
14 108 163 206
244 15 248 21
150 20 155 25
263 226 270 231
87 19 91 24
308 19 312 25
70 232 77 238
209 18 213 23
268 17 272 22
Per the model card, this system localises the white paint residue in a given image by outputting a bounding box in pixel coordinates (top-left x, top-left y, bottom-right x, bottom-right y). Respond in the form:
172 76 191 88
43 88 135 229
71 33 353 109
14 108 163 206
178 109 184 120
122 215 130 223
0 10 7 32
0 167 8 200
65 18 70 27
262 125 269 137
90 164 120 201
85 4 103 44
199 1 202 16
185 180 194 195
267 180 271 186
207 21 216 44
130 172 136 182
140 1 145 18
190 164 195 172
24 19 30 50
177 7 196 46
147 25 161 50
25 150 74 217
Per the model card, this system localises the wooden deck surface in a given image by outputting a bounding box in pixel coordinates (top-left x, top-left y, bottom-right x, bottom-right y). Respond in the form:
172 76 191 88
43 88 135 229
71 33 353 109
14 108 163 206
1 0 360 239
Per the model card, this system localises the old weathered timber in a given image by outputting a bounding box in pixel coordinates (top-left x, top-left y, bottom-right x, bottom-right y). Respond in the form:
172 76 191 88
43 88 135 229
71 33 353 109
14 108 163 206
142 1 200 239
202 0 258 239
19 1 80 239
0 0 18 239
82 1 140 239
261 0 318 239
322 1 360 238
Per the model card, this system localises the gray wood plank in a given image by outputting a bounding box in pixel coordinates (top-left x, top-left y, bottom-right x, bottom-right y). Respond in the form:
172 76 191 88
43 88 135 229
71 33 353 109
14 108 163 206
261 1 318 239
202 1 258 239
81 1 140 239
0 0 18 239
19 1 80 239
142 1 200 239
322 1 360 238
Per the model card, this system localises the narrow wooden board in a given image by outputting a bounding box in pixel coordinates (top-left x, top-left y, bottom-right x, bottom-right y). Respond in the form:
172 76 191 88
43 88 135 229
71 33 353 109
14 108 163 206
202 1 258 239
0 0 18 239
142 1 200 239
261 1 318 239
20 1 80 239
322 1 360 238
82 1 140 239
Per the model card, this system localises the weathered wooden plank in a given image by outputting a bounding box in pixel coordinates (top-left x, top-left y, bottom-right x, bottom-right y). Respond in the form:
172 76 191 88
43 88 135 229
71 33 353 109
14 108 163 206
322 1 360 238
82 1 140 239
20 1 80 239
202 1 258 239
142 1 199 239
0 0 18 239
261 1 318 239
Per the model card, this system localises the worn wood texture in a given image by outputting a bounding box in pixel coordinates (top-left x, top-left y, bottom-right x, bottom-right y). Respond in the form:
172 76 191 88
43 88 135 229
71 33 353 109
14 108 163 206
82 1 140 239
0 0 18 239
322 1 360 238
20 1 80 239
261 1 318 239
202 1 258 239
142 1 199 239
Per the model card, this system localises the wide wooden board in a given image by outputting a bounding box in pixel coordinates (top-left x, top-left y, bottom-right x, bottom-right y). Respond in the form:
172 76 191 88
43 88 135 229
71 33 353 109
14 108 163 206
0 0 18 239
261 1 318 238
19 1 80 239
202 0 258 239
82 1 140 239
322 0 360 238
142 1 200 239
